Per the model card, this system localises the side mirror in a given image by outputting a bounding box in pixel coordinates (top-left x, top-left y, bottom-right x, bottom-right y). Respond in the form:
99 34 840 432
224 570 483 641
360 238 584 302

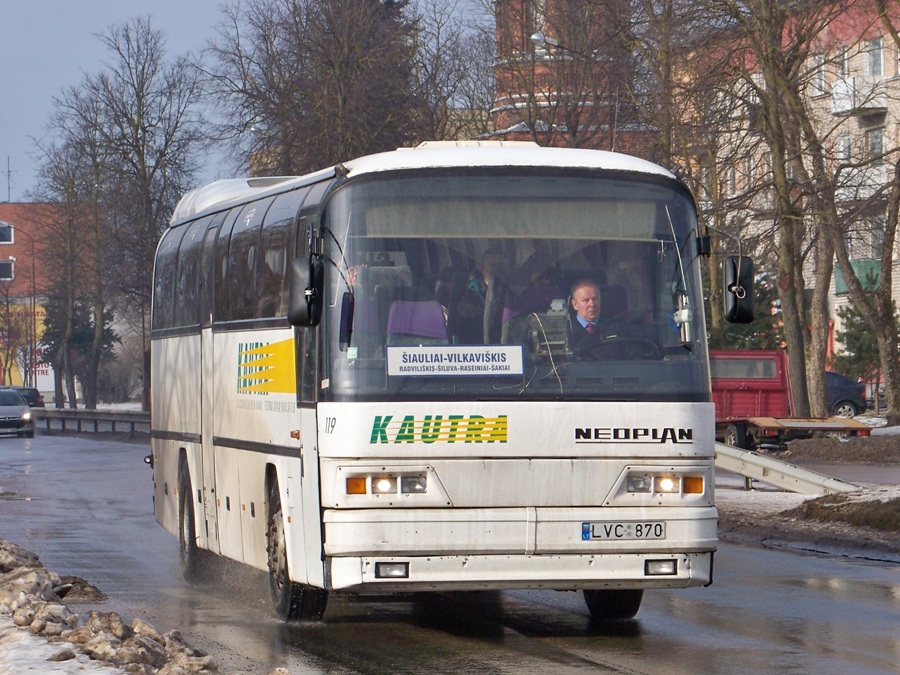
723 255 754 323
287 256 324 326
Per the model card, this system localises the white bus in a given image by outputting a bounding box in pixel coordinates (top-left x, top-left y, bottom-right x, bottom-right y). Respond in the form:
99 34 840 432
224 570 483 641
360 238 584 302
149 142 751 621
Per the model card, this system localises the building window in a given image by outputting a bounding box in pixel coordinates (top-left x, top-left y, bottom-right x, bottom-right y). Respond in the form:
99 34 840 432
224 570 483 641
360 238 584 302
838 49 851 79
844 230 853 256
0 260 13 281
866 37 883 79
0 222 11 244
700 165 712 199
811 53 827 95
867 127 884 163
837 135 851 162
872 224 885 260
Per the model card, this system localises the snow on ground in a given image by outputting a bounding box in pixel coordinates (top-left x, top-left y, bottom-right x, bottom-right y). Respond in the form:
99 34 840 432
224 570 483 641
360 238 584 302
0 617 123 674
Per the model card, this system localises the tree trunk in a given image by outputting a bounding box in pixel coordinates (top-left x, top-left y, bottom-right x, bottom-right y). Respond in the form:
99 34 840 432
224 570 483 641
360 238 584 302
64 346 77 409
83 301 104 410
806 234 833 417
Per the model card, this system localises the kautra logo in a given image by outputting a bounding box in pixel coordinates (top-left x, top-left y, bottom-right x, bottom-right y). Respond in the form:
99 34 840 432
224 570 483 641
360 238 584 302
370 414 508 443
237 339 296 394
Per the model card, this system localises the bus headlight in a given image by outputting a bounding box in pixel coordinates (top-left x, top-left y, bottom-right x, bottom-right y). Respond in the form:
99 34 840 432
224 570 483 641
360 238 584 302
624 472 704 495
346 474 428 496
626 476 652 493
654 476 679 493
400 476 427 493
372 477 397 494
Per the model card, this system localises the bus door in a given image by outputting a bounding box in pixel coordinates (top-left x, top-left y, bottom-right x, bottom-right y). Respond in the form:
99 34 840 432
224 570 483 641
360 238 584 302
199 220 220 554
294 325 326 587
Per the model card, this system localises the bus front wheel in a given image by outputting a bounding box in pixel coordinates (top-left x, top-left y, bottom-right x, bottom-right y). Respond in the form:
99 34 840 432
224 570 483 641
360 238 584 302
266 478 328 621
583 589 643 620
178 462 207 582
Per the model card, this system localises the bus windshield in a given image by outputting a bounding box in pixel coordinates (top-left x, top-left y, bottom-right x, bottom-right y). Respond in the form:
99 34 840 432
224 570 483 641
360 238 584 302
322 169 709 402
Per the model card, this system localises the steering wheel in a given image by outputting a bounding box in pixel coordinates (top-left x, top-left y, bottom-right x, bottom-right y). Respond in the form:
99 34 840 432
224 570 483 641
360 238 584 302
585 337 663 361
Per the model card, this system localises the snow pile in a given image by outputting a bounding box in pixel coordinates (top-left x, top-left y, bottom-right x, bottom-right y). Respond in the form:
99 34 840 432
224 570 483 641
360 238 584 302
0 540 217 674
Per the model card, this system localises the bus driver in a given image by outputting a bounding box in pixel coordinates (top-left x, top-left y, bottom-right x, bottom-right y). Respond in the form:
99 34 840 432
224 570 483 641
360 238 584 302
569 278 626 358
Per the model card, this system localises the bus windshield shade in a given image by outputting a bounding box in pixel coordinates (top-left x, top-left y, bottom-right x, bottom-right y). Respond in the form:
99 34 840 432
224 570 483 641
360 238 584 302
322 170 710 402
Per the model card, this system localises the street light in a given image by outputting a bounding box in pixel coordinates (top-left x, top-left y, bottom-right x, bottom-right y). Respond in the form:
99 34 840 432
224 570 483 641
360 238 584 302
11 227 37 388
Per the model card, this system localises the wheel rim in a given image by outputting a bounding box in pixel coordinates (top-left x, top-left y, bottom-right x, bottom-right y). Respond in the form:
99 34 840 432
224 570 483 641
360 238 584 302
835 403 855 417
725 426 739 446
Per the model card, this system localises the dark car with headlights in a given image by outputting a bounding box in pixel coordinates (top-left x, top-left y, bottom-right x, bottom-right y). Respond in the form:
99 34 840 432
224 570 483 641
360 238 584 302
0 389 35 437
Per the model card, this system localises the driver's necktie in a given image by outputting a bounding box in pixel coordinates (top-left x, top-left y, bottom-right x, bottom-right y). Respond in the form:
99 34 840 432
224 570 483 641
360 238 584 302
587 323 595 334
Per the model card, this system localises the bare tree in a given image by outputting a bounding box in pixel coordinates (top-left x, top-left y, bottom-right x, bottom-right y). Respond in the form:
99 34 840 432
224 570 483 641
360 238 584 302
35 17 206 409
207 0 425 175
676 0 900 421
90 19 205 408
0 284 32 386
410 0 494 140
491 0 638 148
31 142 89 408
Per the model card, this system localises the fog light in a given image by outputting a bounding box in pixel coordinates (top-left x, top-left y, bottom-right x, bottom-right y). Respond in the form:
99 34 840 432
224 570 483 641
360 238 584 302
627 476 653 493
375 562 409 578
400 476 427 493
654 476 679 493
645 559 677 576
372 477 397 494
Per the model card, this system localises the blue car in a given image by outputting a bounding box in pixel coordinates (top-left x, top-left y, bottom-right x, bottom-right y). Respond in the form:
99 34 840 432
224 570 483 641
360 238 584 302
826 371 867 417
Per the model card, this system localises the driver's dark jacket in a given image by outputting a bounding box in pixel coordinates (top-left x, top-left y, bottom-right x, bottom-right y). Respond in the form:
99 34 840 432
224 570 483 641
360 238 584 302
571 316 628 359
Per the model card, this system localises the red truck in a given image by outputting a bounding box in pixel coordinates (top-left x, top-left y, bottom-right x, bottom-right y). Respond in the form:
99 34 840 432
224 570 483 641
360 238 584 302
710 349 871 449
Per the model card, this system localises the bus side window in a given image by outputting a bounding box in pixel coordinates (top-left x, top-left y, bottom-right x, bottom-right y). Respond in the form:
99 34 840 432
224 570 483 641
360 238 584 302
255 190 308 319
226 198 275 322
151 225 186 331
199 214 224 328
214 208 241 323
173 216 209 328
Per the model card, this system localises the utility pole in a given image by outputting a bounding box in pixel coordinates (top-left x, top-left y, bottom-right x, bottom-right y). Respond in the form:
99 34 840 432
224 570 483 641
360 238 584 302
2 157 12 203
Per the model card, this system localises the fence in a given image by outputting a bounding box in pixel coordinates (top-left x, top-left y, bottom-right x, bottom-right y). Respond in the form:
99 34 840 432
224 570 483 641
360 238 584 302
36 408 150 437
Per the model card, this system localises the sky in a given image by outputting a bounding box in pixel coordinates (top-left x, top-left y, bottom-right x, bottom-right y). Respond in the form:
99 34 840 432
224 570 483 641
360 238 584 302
0 1 229 203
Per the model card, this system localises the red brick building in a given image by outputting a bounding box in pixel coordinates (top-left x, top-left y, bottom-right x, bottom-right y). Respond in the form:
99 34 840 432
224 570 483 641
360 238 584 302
0 202 53 386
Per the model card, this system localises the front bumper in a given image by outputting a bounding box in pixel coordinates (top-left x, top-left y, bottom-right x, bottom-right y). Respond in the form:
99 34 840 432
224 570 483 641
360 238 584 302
326 551 715 592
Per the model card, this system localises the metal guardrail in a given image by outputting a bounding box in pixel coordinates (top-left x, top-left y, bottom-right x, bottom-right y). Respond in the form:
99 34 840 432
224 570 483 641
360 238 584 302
715 442 860 495
35 408 150 437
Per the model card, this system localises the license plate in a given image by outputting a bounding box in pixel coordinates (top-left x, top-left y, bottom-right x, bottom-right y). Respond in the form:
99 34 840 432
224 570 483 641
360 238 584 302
0 428 17 434
582 521 666 540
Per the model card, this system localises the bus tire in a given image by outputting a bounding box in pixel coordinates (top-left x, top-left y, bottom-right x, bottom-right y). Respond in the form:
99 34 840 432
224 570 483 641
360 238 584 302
178 462 206 582
266 477 328 621
583 589 643 620
724 424 748 449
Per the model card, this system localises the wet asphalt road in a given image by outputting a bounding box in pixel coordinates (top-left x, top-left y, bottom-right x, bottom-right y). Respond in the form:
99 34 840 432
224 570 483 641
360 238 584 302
0 434 898 674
